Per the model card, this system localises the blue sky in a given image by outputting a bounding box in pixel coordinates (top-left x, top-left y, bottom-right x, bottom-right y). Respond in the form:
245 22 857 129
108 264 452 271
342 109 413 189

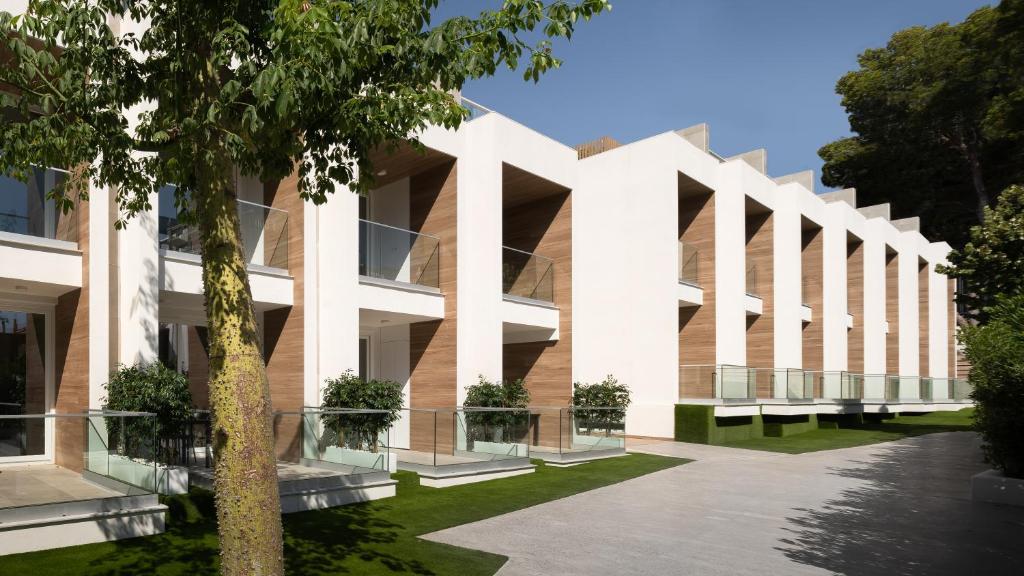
438 0 992 192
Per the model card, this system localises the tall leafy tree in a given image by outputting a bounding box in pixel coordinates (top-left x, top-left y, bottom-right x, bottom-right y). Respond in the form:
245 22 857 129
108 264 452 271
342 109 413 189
938 185 1024 324
0 1 609 573
819 0 1024 247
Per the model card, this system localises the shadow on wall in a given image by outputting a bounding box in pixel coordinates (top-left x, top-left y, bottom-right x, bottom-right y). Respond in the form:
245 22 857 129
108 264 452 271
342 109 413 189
775 432 1024 575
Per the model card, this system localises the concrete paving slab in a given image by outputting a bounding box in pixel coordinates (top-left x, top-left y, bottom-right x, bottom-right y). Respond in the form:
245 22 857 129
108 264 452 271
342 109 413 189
424 432 1024 575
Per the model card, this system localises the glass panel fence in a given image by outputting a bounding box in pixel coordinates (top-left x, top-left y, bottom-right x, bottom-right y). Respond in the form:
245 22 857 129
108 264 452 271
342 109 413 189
527 406 626 456
898 376 921 400
774 369 813 399
359 219 440 289
275 409 391 474
919 378 933 401
717 365 755 399
503 247 554 303
461 97 493 121
679 364 717 399
745 263 759 297
160 196 288 270
951 379 973 401
385 407 530 468
860 374 890 400
0 411 158 512
679 241 700 286
0 166 78 242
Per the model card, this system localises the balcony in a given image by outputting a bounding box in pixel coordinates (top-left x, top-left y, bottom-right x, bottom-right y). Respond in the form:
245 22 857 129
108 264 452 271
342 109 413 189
0 167 82 295
502 246 554 304
159 199 288 271
502 247 558 343
158 198 292 311
678 241 703 307
744 263 762 315
357 220 444 326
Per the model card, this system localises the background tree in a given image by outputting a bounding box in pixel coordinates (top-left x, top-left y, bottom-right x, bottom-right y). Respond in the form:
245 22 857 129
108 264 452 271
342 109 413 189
938 185 1024 324
819 0 1024 247
0 1 610 573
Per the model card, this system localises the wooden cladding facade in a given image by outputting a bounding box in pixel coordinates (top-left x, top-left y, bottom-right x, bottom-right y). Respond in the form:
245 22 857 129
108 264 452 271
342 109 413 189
264 174 305 460
885 253 900 374
745 211 774 394
678 189 716 398
408 160 458 454
918 261 929 377
846 241 864 374
801 228 824 371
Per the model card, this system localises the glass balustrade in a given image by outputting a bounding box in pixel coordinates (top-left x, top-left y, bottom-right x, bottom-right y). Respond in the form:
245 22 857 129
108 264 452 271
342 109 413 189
503 247 555 303
274 409 392 474
160 197 289 270
679 241 700 286
359 219 440 289
385 407 531 468
746 263 759 297
0 166 78 242
527 406 626 457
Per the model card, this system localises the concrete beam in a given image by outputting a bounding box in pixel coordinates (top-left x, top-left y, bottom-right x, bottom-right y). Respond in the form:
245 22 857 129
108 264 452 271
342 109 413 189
676 123 709 152
858 203 890 221
892 217 921 232
726 149 767 174
819 188 857 208
774 170 814 192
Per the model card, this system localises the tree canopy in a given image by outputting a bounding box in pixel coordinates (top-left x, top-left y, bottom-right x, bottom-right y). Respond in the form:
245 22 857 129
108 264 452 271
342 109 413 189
938 185 1024 324
818 0 1024 247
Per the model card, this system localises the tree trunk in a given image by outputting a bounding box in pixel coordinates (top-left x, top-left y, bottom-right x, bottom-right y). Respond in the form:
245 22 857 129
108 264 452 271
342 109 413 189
964 143 990 222
195 155 284 576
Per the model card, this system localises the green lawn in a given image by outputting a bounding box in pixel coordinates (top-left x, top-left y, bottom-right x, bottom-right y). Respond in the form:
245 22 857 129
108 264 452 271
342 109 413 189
0 453 687 575
723 408 975 454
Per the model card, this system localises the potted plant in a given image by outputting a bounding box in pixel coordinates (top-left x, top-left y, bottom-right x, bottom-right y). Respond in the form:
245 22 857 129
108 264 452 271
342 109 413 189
573 375 631 439
463 376 530 450
320 370 403 471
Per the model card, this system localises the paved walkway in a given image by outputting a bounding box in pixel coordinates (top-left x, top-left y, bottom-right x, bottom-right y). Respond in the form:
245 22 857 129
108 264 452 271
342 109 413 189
424 432 1024 575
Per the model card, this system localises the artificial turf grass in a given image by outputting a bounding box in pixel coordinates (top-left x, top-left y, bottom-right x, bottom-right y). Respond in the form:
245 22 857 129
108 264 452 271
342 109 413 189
0 452 688 576
721 408 975 454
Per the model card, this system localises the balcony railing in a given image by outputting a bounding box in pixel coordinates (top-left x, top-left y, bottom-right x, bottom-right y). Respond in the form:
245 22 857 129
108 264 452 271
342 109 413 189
460 96 493 121
159 199 289 270
679 240 700 286
0 166 78 243
745 263 759 297
503 246 554 303
359 219 440 289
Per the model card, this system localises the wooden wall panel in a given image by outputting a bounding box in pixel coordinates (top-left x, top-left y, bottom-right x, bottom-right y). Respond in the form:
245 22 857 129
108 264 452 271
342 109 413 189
502 191 572 448
263 175 305 460
745 212 773 386
948 278 957 377
801 228 824 371
678 191 716 397
885 254 899 374
54 189 89 472
188 327 210 409
409 161 458 454
847 241 864 374
918 261 929 377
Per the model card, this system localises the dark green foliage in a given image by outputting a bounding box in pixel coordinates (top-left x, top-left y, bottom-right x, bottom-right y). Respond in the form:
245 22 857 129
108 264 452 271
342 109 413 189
103 363 192 461
573 375 631 434
321 370 403 452
674 404 764 445
818 0 1024 246
938 185 1024 323
763 414 819 437
961 295 1024 478
463 376 530 444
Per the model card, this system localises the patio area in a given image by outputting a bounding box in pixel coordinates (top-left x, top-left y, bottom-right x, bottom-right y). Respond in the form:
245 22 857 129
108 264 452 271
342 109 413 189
0 465 121 509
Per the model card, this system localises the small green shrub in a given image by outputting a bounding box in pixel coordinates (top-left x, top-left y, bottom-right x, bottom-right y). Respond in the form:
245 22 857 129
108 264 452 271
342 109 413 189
103 363 193 462
962 294 1024 478
321 370 403 452
573 375 631 434
463 376 530 443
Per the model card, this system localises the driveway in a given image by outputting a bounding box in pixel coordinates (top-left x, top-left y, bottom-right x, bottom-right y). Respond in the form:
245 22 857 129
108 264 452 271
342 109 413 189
423 432 1024 575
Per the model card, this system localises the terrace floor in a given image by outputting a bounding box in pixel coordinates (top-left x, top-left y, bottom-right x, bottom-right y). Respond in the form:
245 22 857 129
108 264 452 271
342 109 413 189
391 448 482 467
0 465 120 509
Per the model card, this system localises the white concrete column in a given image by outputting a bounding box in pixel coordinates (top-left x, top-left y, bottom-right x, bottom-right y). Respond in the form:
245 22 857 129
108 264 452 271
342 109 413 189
772 185 802 370
715 162 747 366
862 219 887 376
117 201 159 366
88 184 111 409
821 203 848 372
897 233 920 379
313 189 360 405
456 116 504 402
928 244 950 384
